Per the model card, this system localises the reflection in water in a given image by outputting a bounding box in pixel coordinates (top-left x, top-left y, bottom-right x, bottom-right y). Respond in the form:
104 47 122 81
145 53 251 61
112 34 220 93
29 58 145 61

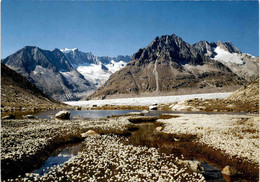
5 109 247 120
33 109 142 119
128 123 228 182
1 110 39 119
33 143 83 176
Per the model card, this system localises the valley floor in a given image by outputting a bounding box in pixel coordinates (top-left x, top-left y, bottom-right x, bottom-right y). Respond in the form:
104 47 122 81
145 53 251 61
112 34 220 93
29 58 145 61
1 112 259 181
65 92 232 107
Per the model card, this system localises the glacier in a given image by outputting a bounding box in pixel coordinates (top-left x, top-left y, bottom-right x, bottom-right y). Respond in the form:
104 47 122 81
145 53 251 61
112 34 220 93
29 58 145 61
61 48 131 87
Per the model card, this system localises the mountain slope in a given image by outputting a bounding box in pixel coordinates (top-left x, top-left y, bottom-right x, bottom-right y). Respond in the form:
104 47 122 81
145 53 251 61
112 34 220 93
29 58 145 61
1 63 63 112
228 78 259 103
2 46 95 101
89 34 247 99
60 48 98 66
168 78 259 113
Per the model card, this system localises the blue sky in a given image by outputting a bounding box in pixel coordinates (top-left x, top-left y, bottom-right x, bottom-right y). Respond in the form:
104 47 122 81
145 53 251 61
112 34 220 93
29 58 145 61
2 1 259 58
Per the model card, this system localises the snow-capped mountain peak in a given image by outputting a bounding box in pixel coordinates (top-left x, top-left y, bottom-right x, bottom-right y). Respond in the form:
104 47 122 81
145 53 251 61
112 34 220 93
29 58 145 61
60 48 78 53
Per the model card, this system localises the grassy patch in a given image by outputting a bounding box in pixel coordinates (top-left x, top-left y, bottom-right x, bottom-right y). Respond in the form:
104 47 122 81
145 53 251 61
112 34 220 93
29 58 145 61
128 116 158 123
159 114 180 119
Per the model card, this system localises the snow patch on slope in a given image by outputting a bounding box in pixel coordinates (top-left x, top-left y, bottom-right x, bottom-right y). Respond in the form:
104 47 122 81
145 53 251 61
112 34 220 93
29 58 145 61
32 65 48 75
60 48 77 53
213 47 244 64
76 63 111 87
106 60 127 73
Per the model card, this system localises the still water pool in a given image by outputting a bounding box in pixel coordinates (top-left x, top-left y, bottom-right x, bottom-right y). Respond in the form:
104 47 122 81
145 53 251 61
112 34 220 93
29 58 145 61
33 109 143 119
33 143 83 176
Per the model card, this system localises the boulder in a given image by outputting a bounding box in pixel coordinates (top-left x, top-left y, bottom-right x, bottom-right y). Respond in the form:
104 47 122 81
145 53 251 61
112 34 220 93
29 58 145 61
174 138 180 142
55 111 70 120
177 160 205 173
2 114 15 120
149 105 157 110
125 112 144 116
197 106 207 110
76 106 82 110
81 130 99 137
188 161 204 173
221 165 237 176
155 126 163 132
141 110 149 114
170 101 200 112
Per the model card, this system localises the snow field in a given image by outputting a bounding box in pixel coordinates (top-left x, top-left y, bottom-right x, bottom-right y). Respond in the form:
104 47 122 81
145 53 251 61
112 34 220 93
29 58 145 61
60 48 78 53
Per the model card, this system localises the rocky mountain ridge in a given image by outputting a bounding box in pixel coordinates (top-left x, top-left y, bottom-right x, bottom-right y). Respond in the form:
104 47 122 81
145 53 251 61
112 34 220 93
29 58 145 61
2 46 131 101
60 48 131 67
89 34 258 99
2 34 258 101
2 46 93 101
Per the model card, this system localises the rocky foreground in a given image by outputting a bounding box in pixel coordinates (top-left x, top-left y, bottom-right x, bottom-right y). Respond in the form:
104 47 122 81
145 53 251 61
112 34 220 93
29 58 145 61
1 112 259 181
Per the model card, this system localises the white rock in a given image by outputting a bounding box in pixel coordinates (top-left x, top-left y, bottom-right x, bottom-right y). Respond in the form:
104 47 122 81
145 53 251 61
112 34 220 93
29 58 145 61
126 112 144 116
23 115 37 119
174 138 180 142
221 165 237 176
55 111 70 119
141 110 149 114
81 130 99 138
155 126 163 132
170 101 199 112
2 114 15 120
149 105 157 110
177 160 205 173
